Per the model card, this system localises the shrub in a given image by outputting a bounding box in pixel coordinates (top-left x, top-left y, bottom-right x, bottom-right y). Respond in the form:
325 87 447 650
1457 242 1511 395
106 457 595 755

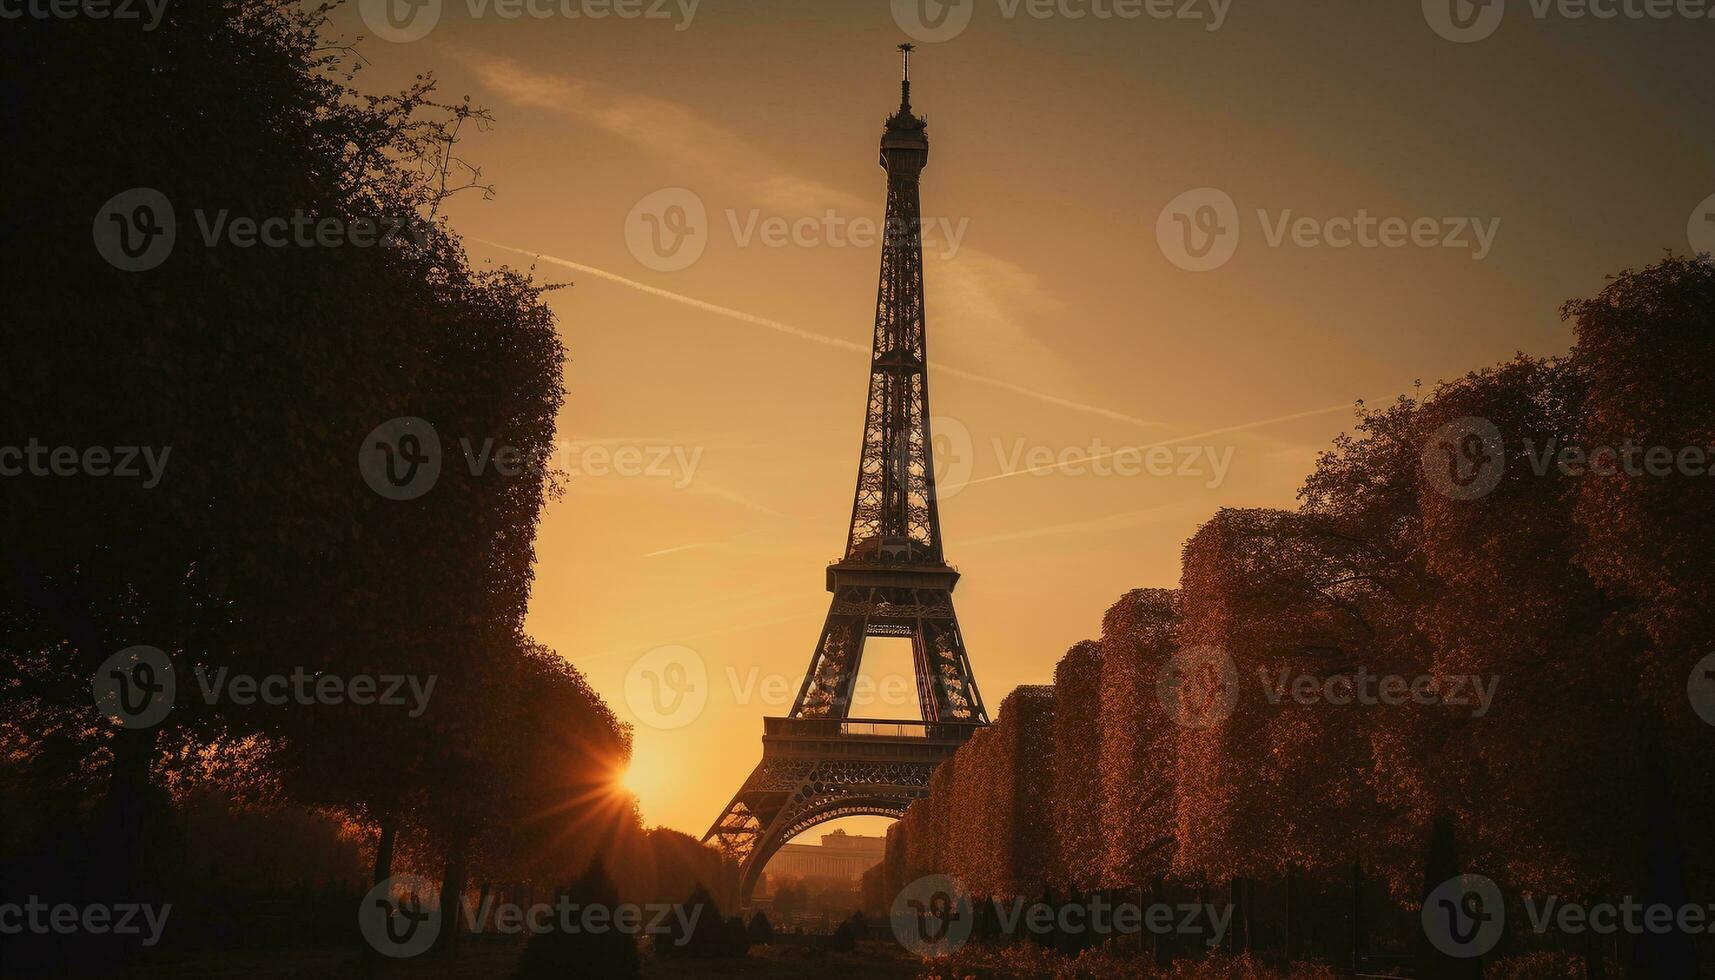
746 910 775 944
1483 952 1585 980
514 860 638 980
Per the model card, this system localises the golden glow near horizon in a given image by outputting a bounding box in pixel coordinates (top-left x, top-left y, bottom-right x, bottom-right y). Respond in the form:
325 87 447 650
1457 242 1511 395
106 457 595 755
328 3 1713 836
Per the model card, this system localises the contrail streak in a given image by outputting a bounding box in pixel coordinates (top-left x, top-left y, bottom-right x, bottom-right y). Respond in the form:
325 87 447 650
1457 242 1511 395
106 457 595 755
473 239 1170 431
640 542 713 558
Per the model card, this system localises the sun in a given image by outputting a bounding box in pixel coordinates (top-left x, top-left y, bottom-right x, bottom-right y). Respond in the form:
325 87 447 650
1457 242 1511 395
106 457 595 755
614 759 653 809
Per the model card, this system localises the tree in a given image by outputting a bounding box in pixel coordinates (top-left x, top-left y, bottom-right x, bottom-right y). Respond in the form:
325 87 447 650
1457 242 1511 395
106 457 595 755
1565 257 1714 977
1050 641 1105 895
654 883 738 959
1097 589 1181 892
946 687 1055 903
0 0 548 925
514 859 640 980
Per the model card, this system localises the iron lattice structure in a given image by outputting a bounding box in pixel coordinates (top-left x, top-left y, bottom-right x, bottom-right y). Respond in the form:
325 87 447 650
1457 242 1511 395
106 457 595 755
705 47 988 905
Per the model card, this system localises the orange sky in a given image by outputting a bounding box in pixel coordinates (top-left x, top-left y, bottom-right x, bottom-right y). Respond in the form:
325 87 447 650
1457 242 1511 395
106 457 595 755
327 1 1713 842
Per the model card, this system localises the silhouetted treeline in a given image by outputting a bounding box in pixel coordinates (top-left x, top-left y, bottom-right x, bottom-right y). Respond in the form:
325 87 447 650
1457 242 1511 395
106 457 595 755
885 256 1714 978
0 3 730 973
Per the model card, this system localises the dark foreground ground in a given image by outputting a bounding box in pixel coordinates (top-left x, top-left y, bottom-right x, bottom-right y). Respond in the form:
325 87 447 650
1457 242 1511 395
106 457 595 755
100 939 924 980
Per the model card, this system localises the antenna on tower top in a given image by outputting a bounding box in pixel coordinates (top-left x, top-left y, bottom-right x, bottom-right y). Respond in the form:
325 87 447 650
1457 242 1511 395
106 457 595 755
897 43 915 111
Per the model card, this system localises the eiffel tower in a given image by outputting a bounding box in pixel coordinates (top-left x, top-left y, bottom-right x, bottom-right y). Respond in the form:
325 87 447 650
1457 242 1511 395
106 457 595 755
704 45 988 905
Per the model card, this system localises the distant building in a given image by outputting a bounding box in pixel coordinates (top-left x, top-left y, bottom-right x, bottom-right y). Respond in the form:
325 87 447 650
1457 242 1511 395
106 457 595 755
760 829 886 885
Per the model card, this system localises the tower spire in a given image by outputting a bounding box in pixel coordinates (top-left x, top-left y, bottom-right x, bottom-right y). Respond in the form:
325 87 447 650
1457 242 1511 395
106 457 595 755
898 42 913 112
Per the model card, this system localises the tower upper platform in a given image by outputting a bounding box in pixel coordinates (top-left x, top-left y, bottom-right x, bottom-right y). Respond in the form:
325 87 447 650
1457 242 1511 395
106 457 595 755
881 43 929 174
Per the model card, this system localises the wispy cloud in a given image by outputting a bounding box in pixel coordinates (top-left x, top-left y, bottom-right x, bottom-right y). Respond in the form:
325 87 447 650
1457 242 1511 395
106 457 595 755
464 56 1095 413
475 239 1172 432
468 56 869 215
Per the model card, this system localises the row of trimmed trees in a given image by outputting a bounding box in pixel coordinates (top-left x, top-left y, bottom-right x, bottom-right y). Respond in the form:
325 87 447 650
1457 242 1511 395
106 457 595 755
0 3 731 971
875 256 1714 975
